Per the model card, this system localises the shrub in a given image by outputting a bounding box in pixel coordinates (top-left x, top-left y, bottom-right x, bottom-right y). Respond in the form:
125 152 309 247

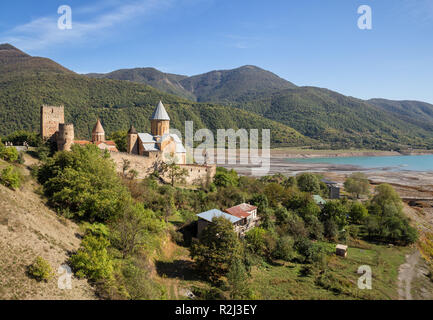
0 146 19 162
28 257 53 282
272 236 295 261
0 166 22 190
69 225 114 282
294 237 324 264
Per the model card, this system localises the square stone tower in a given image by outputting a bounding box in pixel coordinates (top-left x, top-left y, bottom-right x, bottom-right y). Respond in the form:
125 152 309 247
40 105 65 140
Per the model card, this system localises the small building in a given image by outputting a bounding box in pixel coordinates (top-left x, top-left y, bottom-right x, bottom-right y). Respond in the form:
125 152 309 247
322 179 341 199
196 209 242 237
224 203 259 236
336 244 348 258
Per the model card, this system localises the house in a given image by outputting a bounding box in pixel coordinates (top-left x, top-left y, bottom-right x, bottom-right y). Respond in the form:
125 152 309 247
224 203 259 235
196 209 242 237
321 179 341 199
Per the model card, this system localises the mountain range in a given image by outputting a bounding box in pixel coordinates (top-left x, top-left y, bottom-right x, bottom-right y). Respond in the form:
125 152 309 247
1 43 433 150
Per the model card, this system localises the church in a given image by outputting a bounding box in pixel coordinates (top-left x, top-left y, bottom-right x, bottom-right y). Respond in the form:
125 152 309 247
126 101 186 164
40 101 215 185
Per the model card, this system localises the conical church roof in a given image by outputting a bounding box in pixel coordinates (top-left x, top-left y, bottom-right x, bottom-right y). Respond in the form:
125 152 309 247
128 125 137 134
92 119 105 134
150 101 170 121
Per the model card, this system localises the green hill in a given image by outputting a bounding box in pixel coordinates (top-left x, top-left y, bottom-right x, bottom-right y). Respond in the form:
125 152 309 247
83 63 433 150
179 65 297 103
86 68 196 101
368 98 433 132
231 87 433 149
0 44 310 147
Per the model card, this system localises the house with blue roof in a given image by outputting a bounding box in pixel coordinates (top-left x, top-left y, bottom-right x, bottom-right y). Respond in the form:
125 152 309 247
196 209 243 237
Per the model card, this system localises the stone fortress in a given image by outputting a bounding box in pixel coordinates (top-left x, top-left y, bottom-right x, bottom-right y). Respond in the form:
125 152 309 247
40 102 216 185
40 105 118 152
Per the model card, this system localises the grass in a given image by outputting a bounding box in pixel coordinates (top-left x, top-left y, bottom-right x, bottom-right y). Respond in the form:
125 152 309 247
250 241 409 300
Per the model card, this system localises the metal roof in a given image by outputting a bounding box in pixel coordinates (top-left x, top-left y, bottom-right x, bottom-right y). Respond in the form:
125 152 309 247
313 195 327 205
138 133 156 143
150 101 170 121
197 209 242 224
225 203 257 219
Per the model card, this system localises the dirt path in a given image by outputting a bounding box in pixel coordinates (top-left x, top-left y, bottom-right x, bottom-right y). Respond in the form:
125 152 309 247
398 250 420 300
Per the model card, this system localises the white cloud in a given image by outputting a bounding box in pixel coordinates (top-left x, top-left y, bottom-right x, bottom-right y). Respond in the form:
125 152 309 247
0 0 174 51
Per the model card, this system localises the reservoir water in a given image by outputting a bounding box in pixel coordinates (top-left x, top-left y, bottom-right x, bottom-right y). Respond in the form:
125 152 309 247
287 154 433 172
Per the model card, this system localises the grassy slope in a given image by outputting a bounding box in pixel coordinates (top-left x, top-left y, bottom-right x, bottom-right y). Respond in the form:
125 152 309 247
250 241 409 300
0 156 96 300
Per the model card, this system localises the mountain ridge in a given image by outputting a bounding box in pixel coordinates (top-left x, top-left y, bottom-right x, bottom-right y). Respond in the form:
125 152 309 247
0 44 311 147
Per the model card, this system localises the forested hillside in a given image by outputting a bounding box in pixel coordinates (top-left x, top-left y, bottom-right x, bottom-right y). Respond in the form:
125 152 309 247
232 87 433 149
85 62 433 150
0 44 310 147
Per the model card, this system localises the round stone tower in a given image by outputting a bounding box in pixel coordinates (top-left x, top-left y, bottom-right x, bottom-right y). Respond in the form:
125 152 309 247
57 123 74 151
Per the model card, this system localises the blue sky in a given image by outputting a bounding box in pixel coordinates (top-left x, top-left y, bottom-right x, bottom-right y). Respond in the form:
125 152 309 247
0 0 432 103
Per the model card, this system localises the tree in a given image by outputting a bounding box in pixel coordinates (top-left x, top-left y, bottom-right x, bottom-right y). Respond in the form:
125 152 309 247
122 159 131 178
110 203 156 258
344 172 370 199
320 200 349 233
214 168 238 188
370 184 402 215
227 258 252 299
190 217 241 282
250 194 268 212
108 130 127 152
39 144 130 222
349 202 369 224
245 228 268 256
159 161 189 187
296 173 321 194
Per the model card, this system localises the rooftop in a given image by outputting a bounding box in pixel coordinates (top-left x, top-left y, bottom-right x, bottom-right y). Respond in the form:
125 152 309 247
92 119 105 134
225 203 257 219
197 209 242 224
150 100 170 121
313 195 327 205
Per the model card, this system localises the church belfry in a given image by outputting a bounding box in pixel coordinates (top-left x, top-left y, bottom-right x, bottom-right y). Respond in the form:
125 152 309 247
150 101 170 137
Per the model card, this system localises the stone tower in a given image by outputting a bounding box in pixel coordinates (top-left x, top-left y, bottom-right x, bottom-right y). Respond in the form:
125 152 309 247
150 101 170 137
92 119 105 143
57 123 74 151
40 105 65 140
127 125 138 154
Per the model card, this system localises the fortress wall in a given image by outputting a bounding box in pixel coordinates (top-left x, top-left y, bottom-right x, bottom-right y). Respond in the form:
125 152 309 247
109 151 216 185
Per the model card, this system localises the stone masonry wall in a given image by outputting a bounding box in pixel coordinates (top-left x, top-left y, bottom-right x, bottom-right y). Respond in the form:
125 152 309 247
109 151 216 185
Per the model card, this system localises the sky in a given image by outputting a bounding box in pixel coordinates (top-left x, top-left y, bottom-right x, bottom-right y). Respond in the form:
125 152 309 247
0 0 432 103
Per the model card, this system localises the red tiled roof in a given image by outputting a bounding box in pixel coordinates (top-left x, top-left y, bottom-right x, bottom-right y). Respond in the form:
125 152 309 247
225 203 257 219
74 140 91 145
95 140 117 146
